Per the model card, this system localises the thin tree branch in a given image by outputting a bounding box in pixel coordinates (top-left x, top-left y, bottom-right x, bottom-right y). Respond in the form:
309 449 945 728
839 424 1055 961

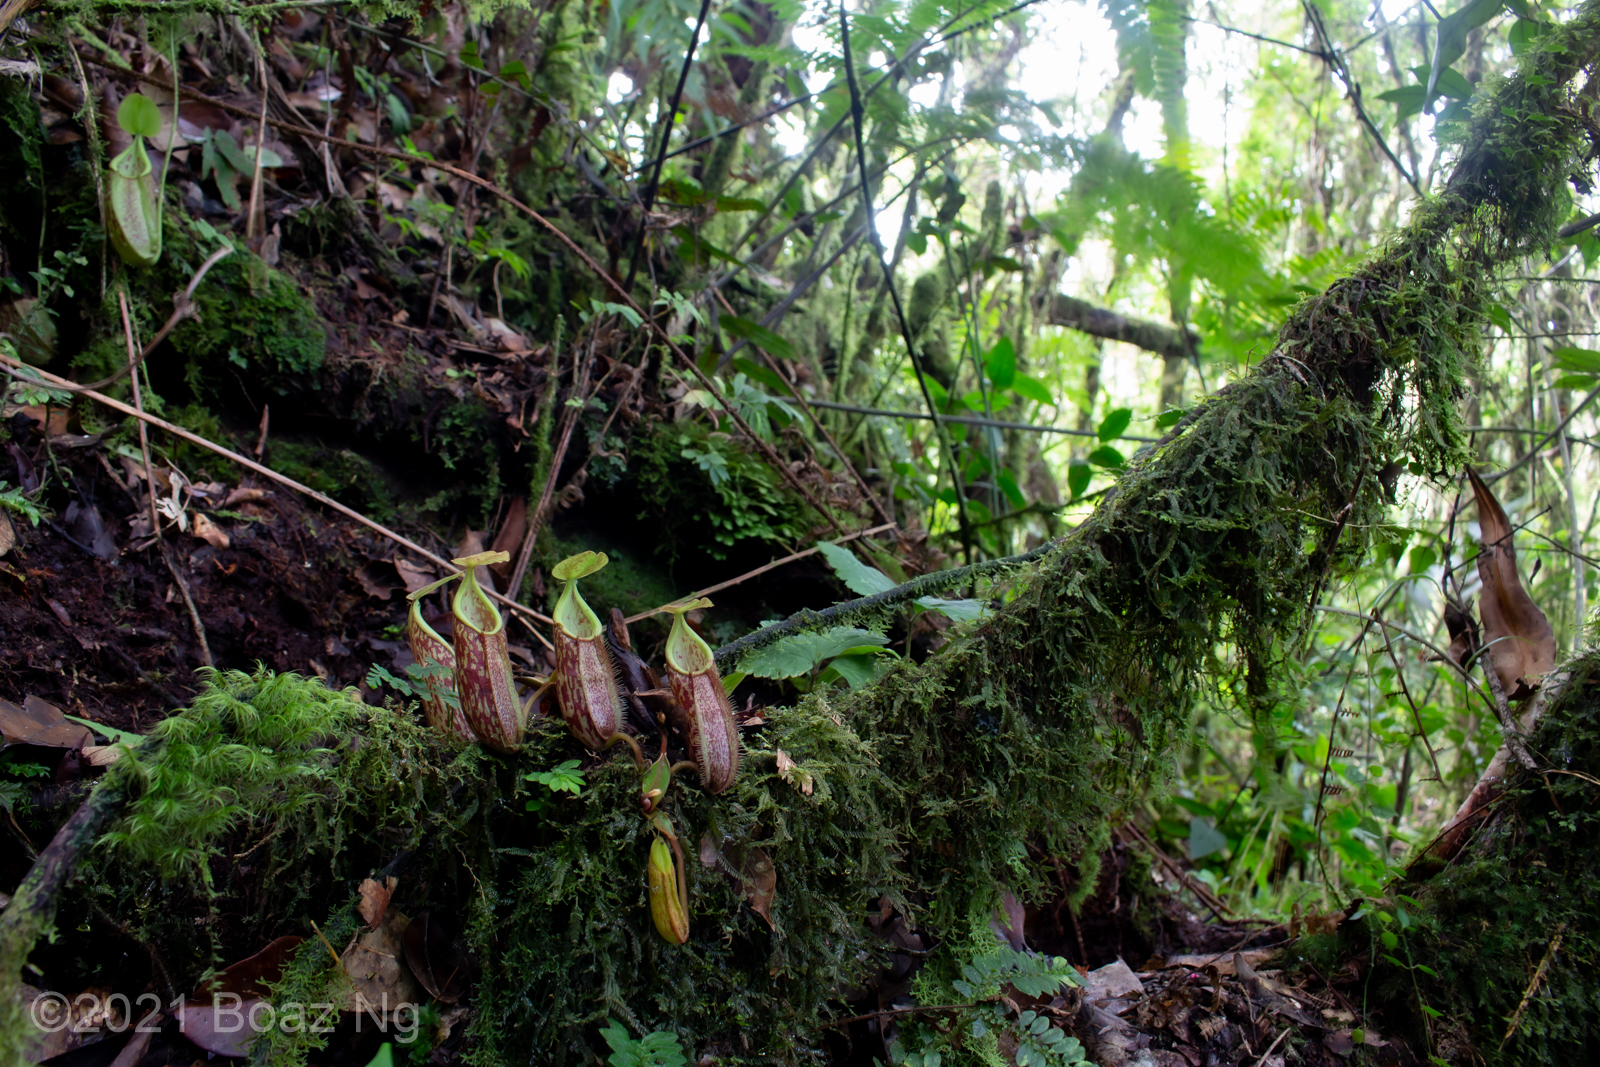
713 540 1055 667
1043 293 1201 362
805 399 1159 439
623 0 714 292
840 0 972 556
627 522 898 624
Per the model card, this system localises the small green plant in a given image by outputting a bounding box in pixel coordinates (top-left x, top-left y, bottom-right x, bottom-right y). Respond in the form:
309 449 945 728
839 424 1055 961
0 753 51 813
597 1019 687 1067
895 947 1086 1067
523 759 584 814
367 662 459 715
0 482 44 527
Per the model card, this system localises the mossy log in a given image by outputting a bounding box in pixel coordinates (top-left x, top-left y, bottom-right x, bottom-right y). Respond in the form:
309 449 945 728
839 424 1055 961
0 5 1597 1066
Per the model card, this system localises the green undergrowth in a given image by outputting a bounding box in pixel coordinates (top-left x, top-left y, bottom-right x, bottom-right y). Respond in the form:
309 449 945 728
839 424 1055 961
1361 651 1600 1065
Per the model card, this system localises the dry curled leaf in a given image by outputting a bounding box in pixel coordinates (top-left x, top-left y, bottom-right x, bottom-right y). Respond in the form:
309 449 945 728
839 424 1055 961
358 875 397 930
774 749 813 795
0 696 92 750
0 512 13 558
1468 468 1555 700
191 512 230 549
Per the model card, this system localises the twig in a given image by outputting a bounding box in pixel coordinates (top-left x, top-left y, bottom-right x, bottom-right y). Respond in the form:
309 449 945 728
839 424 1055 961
840 0 972 555
1481 653 1537 772
506 338 594 601
2 247 232 398
0 0 38 38
162 545 214 668
0 354 558 649
1120 822 1232 920
246 32 269 241
1299 0 1422 196
1252 1027 1290 1066
1375 609 1444 782
806 399 1158 439
823 1002 984 1027
0 740 159 1014
1311 605 1490 698
1558 212 1600 239
622 0 713 292
711 539 1055 667
1500 924 1564 1049
1482 385 1600 485
626 522 898 624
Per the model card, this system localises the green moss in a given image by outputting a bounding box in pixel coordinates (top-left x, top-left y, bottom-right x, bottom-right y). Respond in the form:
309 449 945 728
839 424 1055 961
1370 655 1600 1065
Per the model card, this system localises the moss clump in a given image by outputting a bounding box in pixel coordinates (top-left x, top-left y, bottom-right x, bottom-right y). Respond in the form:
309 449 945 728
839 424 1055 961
1368 654 1600 1065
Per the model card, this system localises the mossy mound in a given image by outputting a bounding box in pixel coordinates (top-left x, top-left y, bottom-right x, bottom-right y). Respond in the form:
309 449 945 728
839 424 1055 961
1368 653 1600 1064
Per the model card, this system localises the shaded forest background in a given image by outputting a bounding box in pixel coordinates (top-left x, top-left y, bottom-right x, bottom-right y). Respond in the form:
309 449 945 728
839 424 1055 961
0 0 1597 1063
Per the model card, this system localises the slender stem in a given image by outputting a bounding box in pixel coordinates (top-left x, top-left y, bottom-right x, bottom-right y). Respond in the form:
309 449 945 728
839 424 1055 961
623 0 714 293
839 0 972 558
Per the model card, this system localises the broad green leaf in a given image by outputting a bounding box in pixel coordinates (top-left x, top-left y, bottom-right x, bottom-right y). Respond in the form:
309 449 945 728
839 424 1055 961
1426 0 1504 109
1011 374 1053 405
995 470 1026 509
1097 407 1133 442
739 627 889 679
730 357 791 396
1409 546 1437 572
817 541 896 596
1552 347 1600 374
499 59 530 89
985 337 1016 389
117 93 162 138
721 315 797 361
715 196 766 212
915 596 986 622
1407 64 1475 99
1508 17 1549 55
1375 85 1427 120
904 231 929 255
821 652 888 689
1087 445 1124 468
1067 463 1092 499
362 1045 396 1067
1155 407 1185 429
1553 373 1599 390
1188 816 1227 860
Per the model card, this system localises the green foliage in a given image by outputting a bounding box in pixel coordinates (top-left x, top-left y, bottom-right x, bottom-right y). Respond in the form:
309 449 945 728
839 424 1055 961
896 938 1086 1067
630 423 807 561
0 482 43 527
598 1020 688 1067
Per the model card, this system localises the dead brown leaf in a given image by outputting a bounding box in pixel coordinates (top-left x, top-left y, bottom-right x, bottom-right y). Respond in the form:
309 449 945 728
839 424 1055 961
223 486 268 507
394 557 437 595
402 910 470 1003
339 909 422 1012
354 560 402 601
198 935 306 1000
358 875 397 930
0 513 15 558
0 696 92 749
488 497 527 581
1468 468 1556 699
774 749 813 795
741 847 776 929
192 512 230 549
